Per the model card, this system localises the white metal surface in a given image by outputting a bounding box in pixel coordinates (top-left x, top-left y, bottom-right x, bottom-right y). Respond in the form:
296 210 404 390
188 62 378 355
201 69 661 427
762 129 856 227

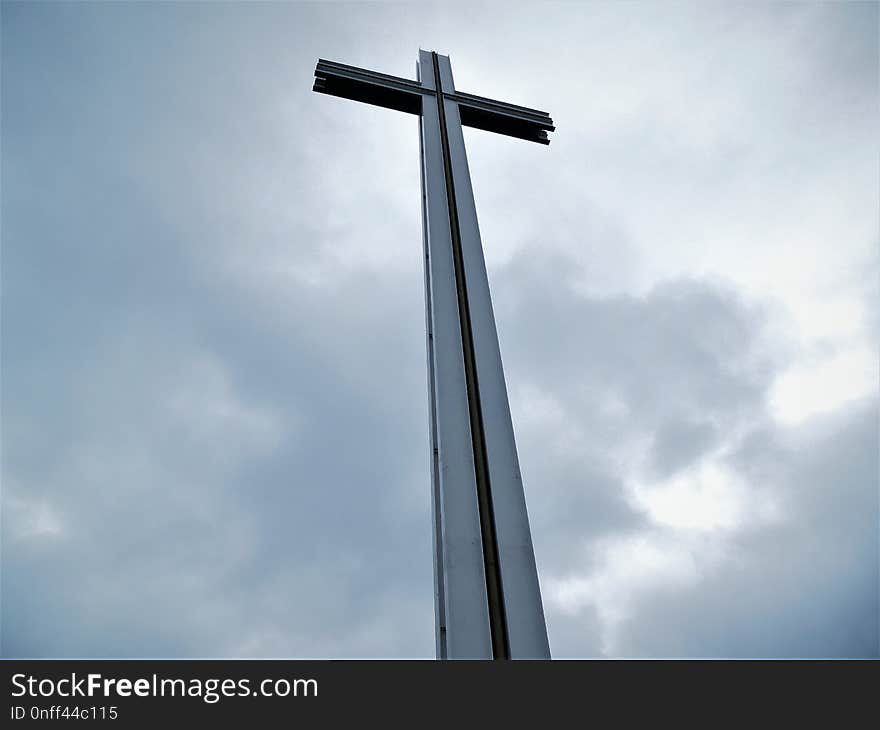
421 51 550 659
418 51 494 659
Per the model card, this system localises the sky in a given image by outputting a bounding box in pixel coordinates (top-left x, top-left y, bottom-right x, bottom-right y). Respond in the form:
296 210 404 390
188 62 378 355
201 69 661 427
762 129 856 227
2 1 877 658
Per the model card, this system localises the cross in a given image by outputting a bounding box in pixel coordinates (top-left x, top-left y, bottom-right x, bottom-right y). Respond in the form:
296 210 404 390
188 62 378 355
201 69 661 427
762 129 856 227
314 51 554 660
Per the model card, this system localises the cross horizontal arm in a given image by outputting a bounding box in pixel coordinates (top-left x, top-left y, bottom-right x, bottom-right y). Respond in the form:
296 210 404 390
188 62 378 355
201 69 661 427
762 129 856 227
449 91 554 145
313 58 555 144
313 59 426 115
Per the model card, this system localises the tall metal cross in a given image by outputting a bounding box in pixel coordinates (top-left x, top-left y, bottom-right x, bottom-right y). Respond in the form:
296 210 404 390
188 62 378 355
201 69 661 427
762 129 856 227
314 50 554 660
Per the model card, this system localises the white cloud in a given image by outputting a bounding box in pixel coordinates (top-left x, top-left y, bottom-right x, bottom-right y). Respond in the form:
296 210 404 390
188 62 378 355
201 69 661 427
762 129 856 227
547 531 706 654
770 344 878 425
628 459 780 532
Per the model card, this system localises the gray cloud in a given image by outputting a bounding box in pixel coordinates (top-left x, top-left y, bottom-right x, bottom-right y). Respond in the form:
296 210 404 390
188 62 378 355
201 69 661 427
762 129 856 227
610 399 878 657
2 2 876 658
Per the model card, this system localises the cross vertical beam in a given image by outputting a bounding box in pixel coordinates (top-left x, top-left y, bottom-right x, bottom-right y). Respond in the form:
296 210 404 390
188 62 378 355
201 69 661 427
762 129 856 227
314 50 553 659
419 50 550 659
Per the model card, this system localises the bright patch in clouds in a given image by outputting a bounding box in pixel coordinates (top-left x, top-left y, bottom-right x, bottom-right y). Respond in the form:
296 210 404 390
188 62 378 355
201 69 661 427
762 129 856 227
629 460 775 531
547 532 709 654
770 345 877 425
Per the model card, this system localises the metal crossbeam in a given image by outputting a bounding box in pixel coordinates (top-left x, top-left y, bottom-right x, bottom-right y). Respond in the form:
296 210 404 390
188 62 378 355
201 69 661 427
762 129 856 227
314 57 554 144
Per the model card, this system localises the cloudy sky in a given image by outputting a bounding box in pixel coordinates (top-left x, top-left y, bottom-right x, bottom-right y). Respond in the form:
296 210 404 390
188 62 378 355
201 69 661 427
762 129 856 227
2 1 877 658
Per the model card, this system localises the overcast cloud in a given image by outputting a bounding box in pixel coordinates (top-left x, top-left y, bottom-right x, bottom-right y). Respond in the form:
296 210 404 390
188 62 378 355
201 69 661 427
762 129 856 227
2 1 877 658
